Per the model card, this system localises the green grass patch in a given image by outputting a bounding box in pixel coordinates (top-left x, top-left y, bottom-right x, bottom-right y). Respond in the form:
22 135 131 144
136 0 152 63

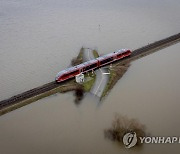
77 47 84 60
93 50 99 58
101 69 116 98
83 72 96 92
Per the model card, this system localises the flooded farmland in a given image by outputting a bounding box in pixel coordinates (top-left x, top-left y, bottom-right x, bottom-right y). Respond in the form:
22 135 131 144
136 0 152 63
0 0 180 153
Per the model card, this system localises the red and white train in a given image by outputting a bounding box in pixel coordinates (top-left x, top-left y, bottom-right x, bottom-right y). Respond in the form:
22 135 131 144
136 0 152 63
55 49 132 83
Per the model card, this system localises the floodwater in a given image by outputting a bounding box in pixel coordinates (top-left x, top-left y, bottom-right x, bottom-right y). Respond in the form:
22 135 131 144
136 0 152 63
0 0 180 154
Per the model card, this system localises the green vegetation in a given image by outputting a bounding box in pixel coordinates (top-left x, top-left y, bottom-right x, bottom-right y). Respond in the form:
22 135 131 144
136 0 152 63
77 47 84 60
76 48 97 92
101 63 130 99
73 47 97 92
93 49 99 58
72 48 97 92
101 69 115 98
83 72 96 92
71 47 84 66
104 113 146 146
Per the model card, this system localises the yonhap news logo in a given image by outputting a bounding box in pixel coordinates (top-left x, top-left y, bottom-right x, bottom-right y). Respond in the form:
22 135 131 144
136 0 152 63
123 132 137 148
123 132 180 148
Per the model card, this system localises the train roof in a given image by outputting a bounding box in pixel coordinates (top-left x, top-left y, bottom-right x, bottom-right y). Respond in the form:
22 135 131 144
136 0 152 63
56 59 97 77
56 49 130 78
96 52 115 61
96 49 127 61
116 49 128 54
76 59 97 69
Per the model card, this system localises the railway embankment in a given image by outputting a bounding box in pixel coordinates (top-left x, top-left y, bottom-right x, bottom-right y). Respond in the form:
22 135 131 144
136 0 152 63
0 33 180 115
101 33 180 98
0 48 97 115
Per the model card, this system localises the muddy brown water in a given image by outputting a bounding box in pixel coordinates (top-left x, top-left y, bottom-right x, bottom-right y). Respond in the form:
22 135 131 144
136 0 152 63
0 0 180 153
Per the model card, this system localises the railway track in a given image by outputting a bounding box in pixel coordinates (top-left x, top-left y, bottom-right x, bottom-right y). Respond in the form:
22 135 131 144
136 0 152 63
0 32 180 111
0 81 58 109
131 33 180 59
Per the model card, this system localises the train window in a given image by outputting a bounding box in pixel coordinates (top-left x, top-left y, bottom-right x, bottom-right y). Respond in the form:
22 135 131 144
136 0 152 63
124 50 130 55
69 70 79 76
117 53 123 57
100 57 113 65
89 63 97 70
83 63 97 71
61 74 68 79
61 70 79 78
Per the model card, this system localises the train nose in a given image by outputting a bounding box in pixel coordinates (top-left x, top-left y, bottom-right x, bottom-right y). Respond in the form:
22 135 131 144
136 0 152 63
55 76 60 83
55 76 59 81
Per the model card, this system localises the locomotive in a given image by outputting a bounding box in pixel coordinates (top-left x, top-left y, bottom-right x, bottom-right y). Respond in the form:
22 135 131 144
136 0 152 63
55 49 132 83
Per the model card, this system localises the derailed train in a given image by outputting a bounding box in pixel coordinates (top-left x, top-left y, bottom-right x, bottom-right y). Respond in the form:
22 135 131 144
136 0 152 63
55 49 132 83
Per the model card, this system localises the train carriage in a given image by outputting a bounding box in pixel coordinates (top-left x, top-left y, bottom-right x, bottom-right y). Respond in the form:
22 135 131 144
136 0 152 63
96 52 116 67
56 59 99 82
55 49 132 83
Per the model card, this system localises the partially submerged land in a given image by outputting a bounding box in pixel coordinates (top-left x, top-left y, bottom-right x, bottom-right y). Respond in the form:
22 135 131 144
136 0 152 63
104 113 147 147
0 33 180 116
101 32 180 98
101 62 130 99
0 48 98 115
71 48 98 92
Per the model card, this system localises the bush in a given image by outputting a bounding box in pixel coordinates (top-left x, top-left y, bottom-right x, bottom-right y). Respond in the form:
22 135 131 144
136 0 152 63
104 114 146 146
